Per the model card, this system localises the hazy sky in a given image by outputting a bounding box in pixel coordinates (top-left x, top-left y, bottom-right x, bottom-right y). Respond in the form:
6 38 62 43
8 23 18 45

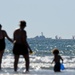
0 0 75 39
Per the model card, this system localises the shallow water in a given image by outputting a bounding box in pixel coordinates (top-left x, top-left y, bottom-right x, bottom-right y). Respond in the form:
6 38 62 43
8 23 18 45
3 39 75 70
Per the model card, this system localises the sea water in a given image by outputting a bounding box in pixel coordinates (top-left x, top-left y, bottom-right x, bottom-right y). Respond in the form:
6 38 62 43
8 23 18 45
2 38 75 71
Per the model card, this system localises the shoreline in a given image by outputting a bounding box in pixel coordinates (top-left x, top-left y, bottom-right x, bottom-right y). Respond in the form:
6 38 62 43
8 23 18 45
0 69 75 75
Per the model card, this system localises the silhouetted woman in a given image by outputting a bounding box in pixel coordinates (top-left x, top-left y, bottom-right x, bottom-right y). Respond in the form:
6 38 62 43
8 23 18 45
13 20 32 72
0 24 12 70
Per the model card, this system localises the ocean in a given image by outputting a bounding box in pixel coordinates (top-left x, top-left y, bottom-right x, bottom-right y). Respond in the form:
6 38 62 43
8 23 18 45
2 38 75 72
26 38 75 70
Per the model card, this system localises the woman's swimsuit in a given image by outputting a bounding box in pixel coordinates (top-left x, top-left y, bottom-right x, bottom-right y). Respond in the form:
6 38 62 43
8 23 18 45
13 30 28 55
0 38 5 51
13 43 28 55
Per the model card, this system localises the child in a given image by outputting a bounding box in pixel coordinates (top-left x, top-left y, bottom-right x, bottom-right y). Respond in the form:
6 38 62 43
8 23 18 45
51 48 63 72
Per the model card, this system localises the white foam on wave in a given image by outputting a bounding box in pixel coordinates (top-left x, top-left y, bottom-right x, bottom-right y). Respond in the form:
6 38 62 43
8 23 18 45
0 54 75 75
2 54 75 70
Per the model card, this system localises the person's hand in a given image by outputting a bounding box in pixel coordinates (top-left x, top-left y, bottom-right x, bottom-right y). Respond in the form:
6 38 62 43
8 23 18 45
13 40 16 44
62 61 63 64
29 50 33 54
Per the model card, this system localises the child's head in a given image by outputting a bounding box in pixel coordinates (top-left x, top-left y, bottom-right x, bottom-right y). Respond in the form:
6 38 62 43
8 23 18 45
52 48 59 55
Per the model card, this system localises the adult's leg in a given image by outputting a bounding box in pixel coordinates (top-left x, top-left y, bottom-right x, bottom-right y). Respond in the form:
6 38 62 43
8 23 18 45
0 50 4 70
14 55 19 71
23 54 29 72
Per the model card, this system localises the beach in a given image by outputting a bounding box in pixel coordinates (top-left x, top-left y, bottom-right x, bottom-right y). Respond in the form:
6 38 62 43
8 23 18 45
0 69 75 75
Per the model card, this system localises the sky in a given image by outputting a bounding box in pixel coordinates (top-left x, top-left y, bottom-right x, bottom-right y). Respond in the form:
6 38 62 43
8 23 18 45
0 0 75 39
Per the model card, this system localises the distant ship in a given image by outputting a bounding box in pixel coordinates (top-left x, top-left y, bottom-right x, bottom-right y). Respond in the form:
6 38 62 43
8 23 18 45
34 32 45 39
33 32 52 40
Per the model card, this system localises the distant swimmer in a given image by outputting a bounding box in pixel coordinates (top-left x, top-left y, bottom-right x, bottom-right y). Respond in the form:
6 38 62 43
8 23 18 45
13 20 33 72
0 24 13 70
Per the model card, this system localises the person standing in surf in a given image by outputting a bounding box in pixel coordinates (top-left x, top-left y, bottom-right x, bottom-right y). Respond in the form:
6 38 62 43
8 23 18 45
51 48 63 72
13 20 32 72
0 24 12 70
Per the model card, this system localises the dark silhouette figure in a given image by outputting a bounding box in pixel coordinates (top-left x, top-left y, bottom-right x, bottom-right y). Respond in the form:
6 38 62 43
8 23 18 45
13 20 32 72
51 48 63 72
0 24 12 70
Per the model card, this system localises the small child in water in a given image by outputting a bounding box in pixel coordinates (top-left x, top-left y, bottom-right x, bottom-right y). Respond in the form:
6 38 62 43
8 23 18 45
51 48 63 72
